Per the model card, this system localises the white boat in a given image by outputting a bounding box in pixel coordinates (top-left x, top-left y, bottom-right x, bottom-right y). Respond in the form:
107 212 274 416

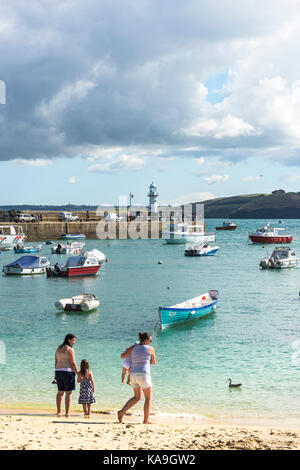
184 244 220 256
162 223 215 244
51 241 85 254
55 294 100 312
0 225 25 250
259 247 298 269
3 255 50 275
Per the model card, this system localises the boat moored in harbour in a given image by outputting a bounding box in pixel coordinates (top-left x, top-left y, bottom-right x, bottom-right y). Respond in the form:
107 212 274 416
46 249 107 277
249 223 293 244
259 247 298 269
159 290 219 329
3 255 50 275
61 233 86 240
162 223 215 244
184 244 220 256
216 220 238 230
0 225 25 250
51 241 85 255
14 244 42 253
55 294 100 312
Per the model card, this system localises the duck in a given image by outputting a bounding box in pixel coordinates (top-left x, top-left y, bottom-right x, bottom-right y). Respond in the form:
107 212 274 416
228 378 242 388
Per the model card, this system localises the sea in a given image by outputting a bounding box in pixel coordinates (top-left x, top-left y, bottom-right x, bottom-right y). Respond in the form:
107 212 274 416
0 219 300 427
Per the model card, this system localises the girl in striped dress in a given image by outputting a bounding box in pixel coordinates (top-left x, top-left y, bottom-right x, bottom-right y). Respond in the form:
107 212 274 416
77 359 96 417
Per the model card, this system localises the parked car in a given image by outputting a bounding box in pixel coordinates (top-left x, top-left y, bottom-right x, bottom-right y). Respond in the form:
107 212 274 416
58 212 79 222
15 213 36 223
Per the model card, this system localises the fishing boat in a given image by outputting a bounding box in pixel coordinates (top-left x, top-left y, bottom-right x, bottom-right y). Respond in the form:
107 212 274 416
46 249 106 277
14 244 42 253
184 244 220 256
259 247 298 269
162 223 215 244
249 223 293 244
3 255 50 275
55 294 99 312
51 241 85 255
159 290 219 329
0 225 25 251
216 220 237 230
61 233 86 240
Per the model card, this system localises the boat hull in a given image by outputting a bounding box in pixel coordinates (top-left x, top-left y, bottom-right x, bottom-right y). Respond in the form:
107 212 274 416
249 235 293 244
46 265 100 277
164 232 216 244
3 266 47 275
159 291 219 329
216 226 237 230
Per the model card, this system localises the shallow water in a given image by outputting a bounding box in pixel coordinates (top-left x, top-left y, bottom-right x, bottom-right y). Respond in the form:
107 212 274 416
0 219 300 425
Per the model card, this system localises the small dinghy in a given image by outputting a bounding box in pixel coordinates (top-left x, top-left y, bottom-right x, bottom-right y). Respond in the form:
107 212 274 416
3 255 50 275
14 244 42 253
184 243 220 256
51 241 85 255
55 294 100 312
159 290 219 329
61 233 86 240
260 246 298 269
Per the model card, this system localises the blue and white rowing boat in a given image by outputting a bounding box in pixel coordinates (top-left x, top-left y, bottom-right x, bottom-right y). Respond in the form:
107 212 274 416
159 290 219 329
14 244 42 253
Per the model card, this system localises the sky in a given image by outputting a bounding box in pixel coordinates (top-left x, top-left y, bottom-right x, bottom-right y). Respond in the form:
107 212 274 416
1 0 300 206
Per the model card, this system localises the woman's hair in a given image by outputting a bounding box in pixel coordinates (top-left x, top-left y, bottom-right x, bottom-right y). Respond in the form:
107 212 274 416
59 333 76 349
138 332 151 344
79 359 90 376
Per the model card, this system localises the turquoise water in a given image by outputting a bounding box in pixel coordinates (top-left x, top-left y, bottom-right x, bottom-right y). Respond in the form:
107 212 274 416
0 219 300 425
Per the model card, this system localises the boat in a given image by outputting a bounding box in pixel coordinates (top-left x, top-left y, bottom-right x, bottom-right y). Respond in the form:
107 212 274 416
3 255 50 275
45 240 54 245
61 233 86 240
184 244 220 256
259 247 298 269
162 223 215 244
0 225 25 251
46 249 107 277
51 241 85 255
216 220 237 230
249 223 293 244
14 244 42 253
55 294 100 312
159 290 219 329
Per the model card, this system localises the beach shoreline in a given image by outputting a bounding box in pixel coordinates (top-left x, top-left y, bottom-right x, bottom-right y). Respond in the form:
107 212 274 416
0 406 299 450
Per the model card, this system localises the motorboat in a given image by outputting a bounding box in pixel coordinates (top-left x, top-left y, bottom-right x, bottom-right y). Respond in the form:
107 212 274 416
159 290 219 329
46 249 107 277
3 255 50 275
216 220 237 230
162 223 215 244
0 225 25 250
184 244 220 256
45 240 54 245
55 294 100 312
14 244 42 253
61 233 86 240
51 241 85 255
260 247 298 269
249 223 293 244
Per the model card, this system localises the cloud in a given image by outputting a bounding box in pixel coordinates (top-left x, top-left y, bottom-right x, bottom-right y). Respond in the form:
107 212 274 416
204 174 229 184
280 173 300 184
241 174 263 182
1 0 300 169
88 154 146 173
68 176 79 184
12 158 52 166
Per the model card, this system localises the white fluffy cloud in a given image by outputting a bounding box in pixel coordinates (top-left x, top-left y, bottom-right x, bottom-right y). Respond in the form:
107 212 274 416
88 154 146 173
68 176 79 184
204 174 229 184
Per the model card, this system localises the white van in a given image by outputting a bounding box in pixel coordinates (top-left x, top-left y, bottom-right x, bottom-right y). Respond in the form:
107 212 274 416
58 212 79 222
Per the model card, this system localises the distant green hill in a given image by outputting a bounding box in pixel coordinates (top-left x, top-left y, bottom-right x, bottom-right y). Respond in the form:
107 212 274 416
194 190 300 218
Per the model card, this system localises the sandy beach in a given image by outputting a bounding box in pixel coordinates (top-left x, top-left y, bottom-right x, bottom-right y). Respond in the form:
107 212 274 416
0 409 299 450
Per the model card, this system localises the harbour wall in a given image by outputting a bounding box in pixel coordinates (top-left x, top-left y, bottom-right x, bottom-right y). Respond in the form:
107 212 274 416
5 221 168 241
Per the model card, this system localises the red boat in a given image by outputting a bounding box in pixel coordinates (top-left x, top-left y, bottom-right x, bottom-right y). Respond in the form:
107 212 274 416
216 221 237 230
46 249 107 277
249 224 293 244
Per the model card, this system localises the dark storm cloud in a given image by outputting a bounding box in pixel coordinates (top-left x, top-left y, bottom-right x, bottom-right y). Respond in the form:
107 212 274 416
0 0 299 164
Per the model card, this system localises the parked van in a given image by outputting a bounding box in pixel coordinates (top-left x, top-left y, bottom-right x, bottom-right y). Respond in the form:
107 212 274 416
58 212 79 222
15 213 36 223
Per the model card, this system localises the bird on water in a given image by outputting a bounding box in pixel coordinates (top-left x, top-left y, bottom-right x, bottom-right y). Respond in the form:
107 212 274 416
228 379 242 388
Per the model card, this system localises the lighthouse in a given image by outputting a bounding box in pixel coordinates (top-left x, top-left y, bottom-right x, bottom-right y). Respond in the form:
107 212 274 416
147 182 159 214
